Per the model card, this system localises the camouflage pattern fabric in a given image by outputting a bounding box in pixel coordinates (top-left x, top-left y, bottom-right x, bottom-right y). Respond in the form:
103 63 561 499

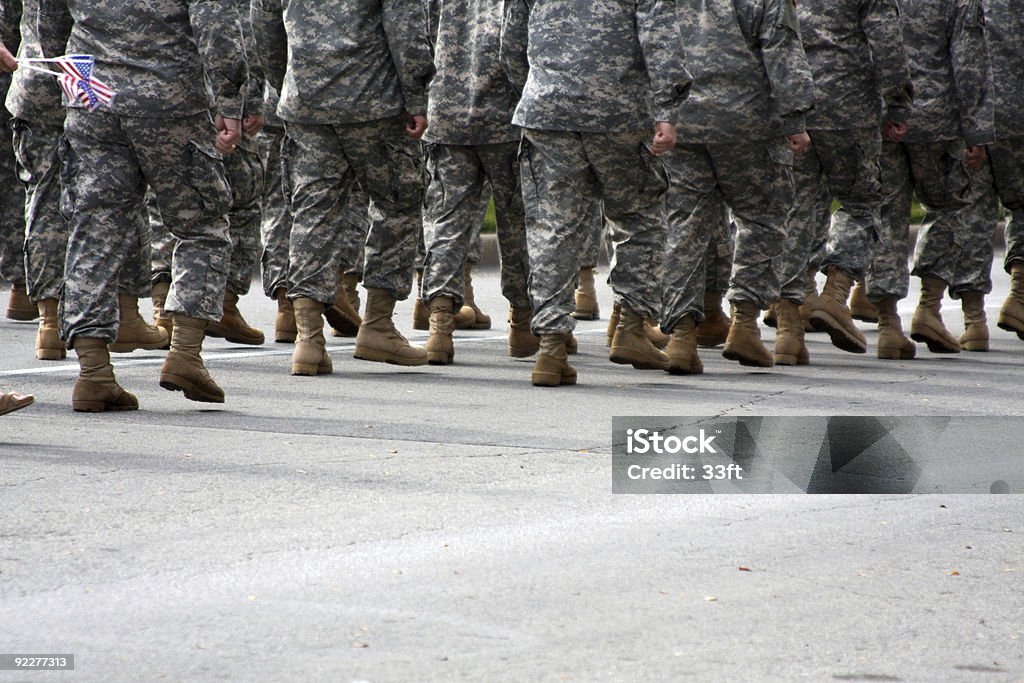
0 112 27 285
900 0 994 147
501 0 692 132
779 150 832 300
5 0 63 128
867 142 915 300
223 137 264 295
13 119 64 300
704 204 735 297
38 0 247 119
421 141 529 309
992 139 1024 271
798 0 912 131
674 0 814 143
284 117 423 304
948 158 998 297
338 188 370 276
148 189 173 285
60 109 233 344
662 142 793 330
258 126 291 296
520 129 668 335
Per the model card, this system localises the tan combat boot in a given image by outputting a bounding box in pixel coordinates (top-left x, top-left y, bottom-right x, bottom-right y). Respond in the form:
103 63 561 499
6 281 37 321
910 276 961 353
508 305 539 357
773 298 809 366
997 264 1024 340
606 301 621 347
354 288 428 366
763 302 778 329
799 266 821 332
609 305 670 370
566 331 578 355
849 280 878 322
426 296 455 365
290 297 333 375
159 315 225 402
36 298 66 360
959 290 989 352
572 266 600 320
455 264 492 330
808 266 867 353
531 333 577 387
666 314 703 375
696 291 730 348
111 294 170 352
72 337 139 412
876 296 916 360
0 391 34 415
205 288 265 345
413 271 429 331
326 271 362 338
151 281 173 343
343 272 362 312
645 318 669 349
722 300 774 367
274 288 297 343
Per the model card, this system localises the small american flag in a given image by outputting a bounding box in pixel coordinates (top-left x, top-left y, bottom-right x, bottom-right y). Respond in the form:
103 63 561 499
55 54 115 111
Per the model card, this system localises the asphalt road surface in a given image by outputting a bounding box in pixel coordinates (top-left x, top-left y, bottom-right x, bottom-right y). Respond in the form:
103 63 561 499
1 265 1022 682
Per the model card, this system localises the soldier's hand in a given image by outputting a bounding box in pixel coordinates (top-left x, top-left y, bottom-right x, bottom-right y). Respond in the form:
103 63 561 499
0 42 16 73
650 121 676 156
787 132 811 158
965 145 987 171
215 114 242 155
883 121 909 144
405 114 427 140
243 114 265 137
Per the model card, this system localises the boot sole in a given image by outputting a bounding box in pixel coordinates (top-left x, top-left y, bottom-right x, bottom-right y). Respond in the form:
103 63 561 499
696 336 727 348
808 312 867 353
37 349 67 361
666 363 703 375
996 318 1024 340
72 401 138 412
877 347 916 360
291 363 332 375
6 310 39 321
531 371 576 386
509 345 539 358
722 348 774 368
909 330 960 354
774 353 800 366
275 335 297 344
159 374 225 403
609 351 668 370
109 341 169 353
961 341 989 352
354 347 428 367
571 311 600 321
427 351 454 365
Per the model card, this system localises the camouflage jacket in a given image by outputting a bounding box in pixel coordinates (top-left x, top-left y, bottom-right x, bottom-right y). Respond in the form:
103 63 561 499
423 0 518 145
6 0 65 126
900 0 994 146
985 0 1024 138
0 0 19 107
798 0 913 130
231 0 263 119
674 0 815 143
37 0 247 119
250 0 432 125
500 0 691 133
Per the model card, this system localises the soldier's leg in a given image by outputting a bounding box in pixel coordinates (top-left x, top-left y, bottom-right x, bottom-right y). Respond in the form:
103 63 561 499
206 140 266 345
949 158 999 351
132 113 234 402
1 112 30 320
587 131 671 371
989 137 1024 338
867 141 916 360
60 109 144 412
340 117 427 366
713 141 794 368
659 143 718 373
14 119 67 359
257 126 297 342
906 140 972 353
108 201 169 353
420 143 488 364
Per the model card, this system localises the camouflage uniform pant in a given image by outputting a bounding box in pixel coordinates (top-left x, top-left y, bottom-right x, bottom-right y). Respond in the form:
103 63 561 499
421 141 530 309
61 109 232 344
521 129 667 334
0 113 27 285
868 140 970 300
284 117 422 303
704 201 735 296
949 157 999 297
578 201 605 269
661 141 792 331
13 119 65 301
149 188 173 285
258 126 291 296
990 136 1024 271
782 127 882 299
